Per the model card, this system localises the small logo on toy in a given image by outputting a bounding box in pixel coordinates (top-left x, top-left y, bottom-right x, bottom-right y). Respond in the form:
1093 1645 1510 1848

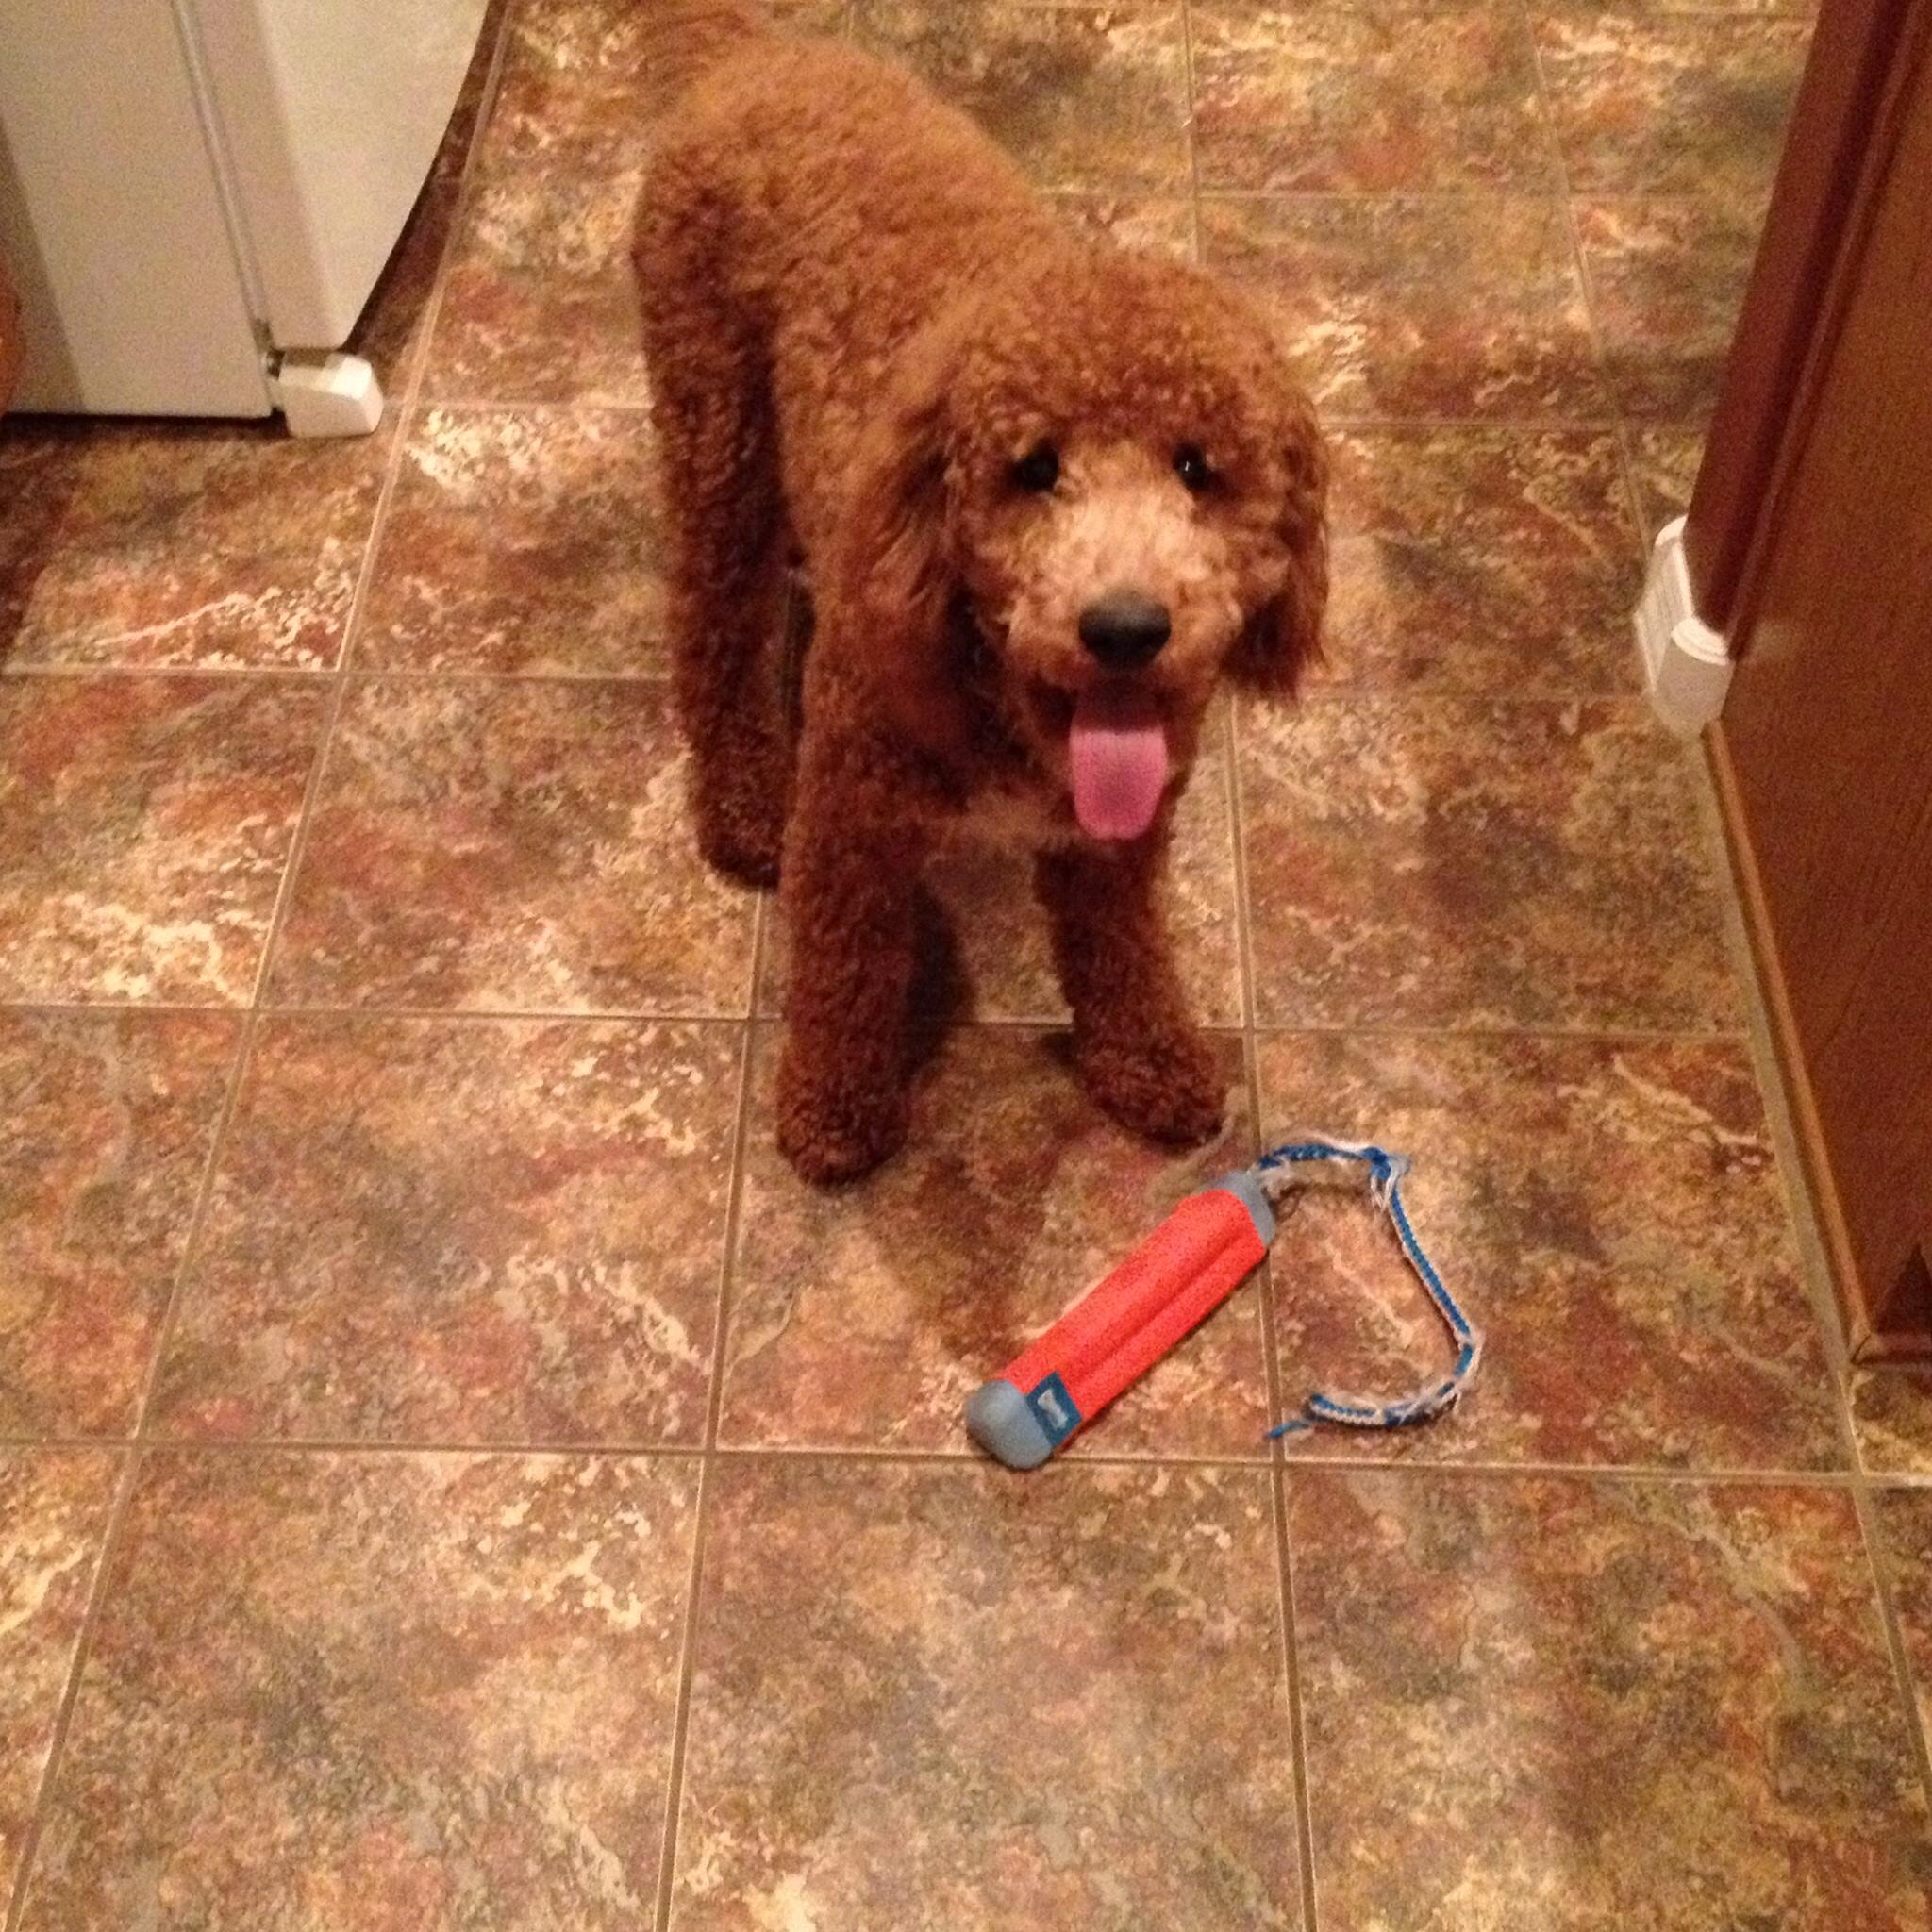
1025 1373 1081 1445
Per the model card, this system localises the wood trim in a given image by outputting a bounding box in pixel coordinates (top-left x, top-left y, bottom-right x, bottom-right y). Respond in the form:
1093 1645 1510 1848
1707 732 1932 1362
1684 0 1932 639
1870 1247 1932 1343
0 244 21 411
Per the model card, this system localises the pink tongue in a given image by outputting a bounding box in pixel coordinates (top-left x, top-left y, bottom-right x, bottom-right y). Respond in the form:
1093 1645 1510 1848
1069 688 1171 841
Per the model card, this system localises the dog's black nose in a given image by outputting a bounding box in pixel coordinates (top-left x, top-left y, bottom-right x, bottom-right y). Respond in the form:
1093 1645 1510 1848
1078 591 1172 670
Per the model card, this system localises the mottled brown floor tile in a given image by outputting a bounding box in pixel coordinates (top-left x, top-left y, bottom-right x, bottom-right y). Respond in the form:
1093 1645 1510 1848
0 1451 120 1913
426 164 649 405
1 1014 239 1439
723 1026 1269 1456
854 0 1191 192
482 0 848 175
0 677 325 1006
1854 1370 1932 1479
1576 195 1765 422
1239 695 1739 1030
1191 4 1558 192
1257 1033 1840 1468
271 678 754 1015
0 423 385 671
1627 424 1704 530
760 737 1241 1024
19 1449 698 1932
357 407 666 675
1201 194 1607 419
1537 11 1809 198
674 1459 1301 1929
1049 192 1195 258
1291 1473 1932 1928
1320 427 1642 695
1875 1490 1932 1759
152 1016 740 1445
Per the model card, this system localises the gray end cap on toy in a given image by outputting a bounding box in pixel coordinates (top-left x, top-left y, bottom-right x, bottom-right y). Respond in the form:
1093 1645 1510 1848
966 1379 1056 1470
1207 1168 1275 1247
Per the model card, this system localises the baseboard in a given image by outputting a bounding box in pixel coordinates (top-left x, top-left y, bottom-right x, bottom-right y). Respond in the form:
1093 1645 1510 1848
1635 516 1733 736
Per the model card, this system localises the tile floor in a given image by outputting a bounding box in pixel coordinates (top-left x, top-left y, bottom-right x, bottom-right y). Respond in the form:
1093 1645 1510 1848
4 0 1931 1926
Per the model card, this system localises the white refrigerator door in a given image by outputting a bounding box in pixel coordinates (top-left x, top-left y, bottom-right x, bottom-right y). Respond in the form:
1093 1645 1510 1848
192 0 489 349
0 0 271 416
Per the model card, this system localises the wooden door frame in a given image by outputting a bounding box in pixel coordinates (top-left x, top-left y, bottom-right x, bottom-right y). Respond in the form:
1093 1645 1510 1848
1685 0 1932 639
1688 0 1932 1357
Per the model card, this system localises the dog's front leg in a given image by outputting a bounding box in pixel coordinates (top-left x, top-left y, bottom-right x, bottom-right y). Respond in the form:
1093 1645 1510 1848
1036 840 1227 1146
776 765 924 1185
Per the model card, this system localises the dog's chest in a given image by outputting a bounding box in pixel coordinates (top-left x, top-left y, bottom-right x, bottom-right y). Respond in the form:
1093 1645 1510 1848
940 770 1077 854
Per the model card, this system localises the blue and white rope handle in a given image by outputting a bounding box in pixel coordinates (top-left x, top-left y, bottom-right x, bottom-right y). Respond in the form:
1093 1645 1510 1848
1253 1137 1483 1437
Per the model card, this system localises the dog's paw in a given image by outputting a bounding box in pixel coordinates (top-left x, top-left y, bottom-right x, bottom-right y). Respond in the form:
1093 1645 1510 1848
696 807 783 891
775 1057 909 1186
1076 1027 1227 1147
693 737 791 889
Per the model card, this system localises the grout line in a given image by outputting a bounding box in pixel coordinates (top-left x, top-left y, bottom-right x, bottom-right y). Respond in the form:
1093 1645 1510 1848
1850 1482 1932 1816
1220 707 1258 1032
652 910 765 1931
337 665 676 689
1686 746 1932 1813
379 394 657 418
254 999 762 1026
194 1006 749 1032
1320 413 1629 434
298 665 675 687
0 1434 705 1459
2 13 520 1924
0 1428 1875 1482
1224 705 1291 1438
1271 1464 1322 1932
1178 0 1207 267
0 1000 242 1019
1229 645 1326 1932
704 919 767 1454
1519 0 1616 376
0 662 341 682
0 1448 138 1932
1262 1455 1857 1487
0 996 1759 1044
651 1455 714 1932
1611 418 1666 561
1196 185 1767 208
1248 1017 1751 1042
1285 685 1688 713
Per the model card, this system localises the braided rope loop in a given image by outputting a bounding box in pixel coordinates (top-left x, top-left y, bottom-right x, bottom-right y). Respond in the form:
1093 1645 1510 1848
1253 1139 1483 1438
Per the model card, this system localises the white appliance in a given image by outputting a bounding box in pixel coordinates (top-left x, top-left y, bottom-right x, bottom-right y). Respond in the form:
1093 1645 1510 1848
0 0 489 434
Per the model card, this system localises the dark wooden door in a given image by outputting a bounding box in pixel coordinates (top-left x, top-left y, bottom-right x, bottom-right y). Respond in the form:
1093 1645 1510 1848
1687 0 1932 1355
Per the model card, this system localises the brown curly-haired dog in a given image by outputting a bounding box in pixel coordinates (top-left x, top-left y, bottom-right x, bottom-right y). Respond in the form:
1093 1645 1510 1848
635 1 1328 1184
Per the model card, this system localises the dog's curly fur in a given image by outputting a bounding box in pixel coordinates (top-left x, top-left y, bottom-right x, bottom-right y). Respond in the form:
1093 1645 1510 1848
635 2 1329 1184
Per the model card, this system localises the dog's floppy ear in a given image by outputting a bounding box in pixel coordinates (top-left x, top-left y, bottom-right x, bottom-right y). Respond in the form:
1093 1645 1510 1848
828 329 969 753
1227 390 1330 696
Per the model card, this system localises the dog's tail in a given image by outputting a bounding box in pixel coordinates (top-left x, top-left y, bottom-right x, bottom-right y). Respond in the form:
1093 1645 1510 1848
641 0 775 114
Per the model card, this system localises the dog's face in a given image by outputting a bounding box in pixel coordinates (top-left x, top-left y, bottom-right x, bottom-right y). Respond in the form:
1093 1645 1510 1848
840 247 1327 842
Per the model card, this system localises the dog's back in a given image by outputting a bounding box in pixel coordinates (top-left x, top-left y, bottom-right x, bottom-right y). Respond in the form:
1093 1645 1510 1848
637 3 1063 551
635 0 774 116
638 4 1050 307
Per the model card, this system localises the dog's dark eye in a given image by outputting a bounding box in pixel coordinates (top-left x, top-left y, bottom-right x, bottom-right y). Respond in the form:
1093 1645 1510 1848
1174 444 1216 492
1012 443 1060 493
